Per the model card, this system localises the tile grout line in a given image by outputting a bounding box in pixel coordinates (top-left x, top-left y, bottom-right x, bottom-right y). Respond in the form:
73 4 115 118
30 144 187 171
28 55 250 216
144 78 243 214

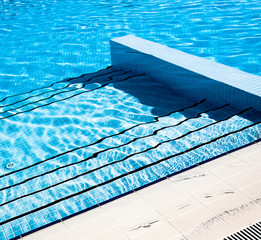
132 185 188 240
61 220 78 240
99 205 131 240
166 163 243 235
142 144 261 238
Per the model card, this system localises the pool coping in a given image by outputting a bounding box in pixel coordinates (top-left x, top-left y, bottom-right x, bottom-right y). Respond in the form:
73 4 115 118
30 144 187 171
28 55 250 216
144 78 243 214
110 35 261 111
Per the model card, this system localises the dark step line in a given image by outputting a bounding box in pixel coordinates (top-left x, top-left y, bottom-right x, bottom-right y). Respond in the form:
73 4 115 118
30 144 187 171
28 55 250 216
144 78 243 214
0 71 134 121
0 70 123 113
1 120 260 226
0 103 231 192
0 105 243 206
0 107 251 207
0 68 120 109
63 66 113 83
0 99 206 179
0 66 112 104
0 71 129 115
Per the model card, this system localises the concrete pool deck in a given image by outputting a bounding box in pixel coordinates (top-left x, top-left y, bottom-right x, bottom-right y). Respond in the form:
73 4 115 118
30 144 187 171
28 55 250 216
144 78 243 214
21 142 261 240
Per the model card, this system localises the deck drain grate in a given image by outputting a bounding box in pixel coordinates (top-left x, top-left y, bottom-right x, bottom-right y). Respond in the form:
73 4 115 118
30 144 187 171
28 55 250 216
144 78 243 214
223 221 261 240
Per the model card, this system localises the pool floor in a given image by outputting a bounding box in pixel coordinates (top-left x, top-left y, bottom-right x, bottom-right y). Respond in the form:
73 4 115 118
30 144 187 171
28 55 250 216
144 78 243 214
0 67 261 240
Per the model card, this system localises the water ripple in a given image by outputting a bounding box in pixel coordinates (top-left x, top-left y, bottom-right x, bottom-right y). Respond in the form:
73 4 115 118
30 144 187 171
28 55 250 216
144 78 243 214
0 0 261 99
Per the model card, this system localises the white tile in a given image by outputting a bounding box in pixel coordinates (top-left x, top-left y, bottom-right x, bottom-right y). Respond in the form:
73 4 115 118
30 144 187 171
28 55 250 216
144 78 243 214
239 180 261 200
254 198 261 207
187 178 251 215
205 191 250 215
224 168 260 189
125 217 182 240
170 236 187 240
207 160 252 179
84 226 128 240
218 201 261 231
64 207 118 240
241 151 261 166
229 143 261 161
101 193 161 229
168 168 220 194
23 222 74 240
183 215 233 240
158 194 201 218
119 209 162 231
189 181 237 204
136 180 189 214
166 205 215 234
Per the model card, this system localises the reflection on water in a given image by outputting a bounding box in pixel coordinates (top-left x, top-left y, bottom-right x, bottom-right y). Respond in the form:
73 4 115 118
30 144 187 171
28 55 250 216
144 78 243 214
0 0 261 99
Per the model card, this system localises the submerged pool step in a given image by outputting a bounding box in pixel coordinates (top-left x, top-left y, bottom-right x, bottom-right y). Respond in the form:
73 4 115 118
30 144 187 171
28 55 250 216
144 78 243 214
0 103 257 192
0 105 248 208
0 68 122 110
0 66 113 106
0 68 261 240
0 102 260 221
0 99 212 202
0 98 206 181
0 70 143 120
0 100 231 192
0 120 260 230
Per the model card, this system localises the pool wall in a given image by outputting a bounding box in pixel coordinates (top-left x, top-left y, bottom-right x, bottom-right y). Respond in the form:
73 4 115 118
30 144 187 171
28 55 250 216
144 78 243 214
110 35 261 111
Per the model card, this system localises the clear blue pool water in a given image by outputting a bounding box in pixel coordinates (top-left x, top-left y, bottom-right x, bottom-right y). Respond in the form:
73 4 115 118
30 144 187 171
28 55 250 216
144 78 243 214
0 0 261 239
0 0 261 99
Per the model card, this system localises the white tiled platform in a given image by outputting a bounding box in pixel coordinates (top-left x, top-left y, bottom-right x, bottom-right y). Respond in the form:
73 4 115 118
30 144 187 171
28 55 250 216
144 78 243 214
110 35 261 111
22 143 261 240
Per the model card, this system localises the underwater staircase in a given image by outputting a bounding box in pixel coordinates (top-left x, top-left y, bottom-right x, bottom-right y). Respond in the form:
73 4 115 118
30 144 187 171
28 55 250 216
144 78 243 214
0 67 261 239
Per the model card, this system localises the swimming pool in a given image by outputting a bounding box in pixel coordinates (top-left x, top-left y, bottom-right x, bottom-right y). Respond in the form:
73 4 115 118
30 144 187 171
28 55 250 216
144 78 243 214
1 0 261 239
